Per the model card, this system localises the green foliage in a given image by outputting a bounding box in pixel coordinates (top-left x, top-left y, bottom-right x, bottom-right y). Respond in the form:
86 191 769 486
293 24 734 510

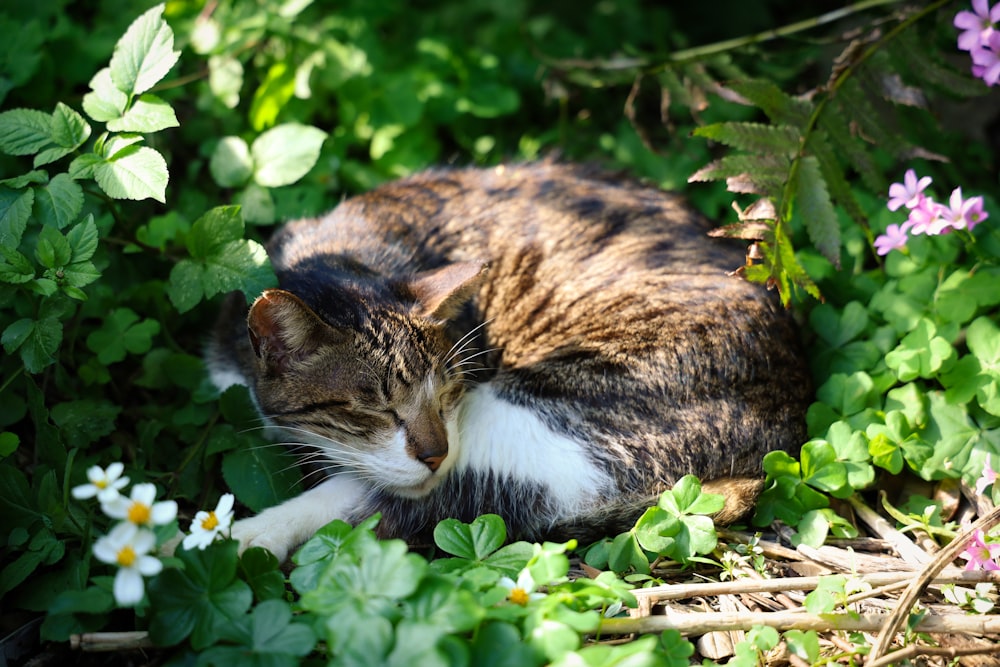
584 476 724 576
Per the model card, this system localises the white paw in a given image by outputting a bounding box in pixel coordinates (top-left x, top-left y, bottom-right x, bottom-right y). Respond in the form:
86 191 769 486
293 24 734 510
230 514 295 563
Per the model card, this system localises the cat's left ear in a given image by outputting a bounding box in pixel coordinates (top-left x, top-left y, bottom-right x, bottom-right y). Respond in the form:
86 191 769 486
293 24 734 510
406 261 489 321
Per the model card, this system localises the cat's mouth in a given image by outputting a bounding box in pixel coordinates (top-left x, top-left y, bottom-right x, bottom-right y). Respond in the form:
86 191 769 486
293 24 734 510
384 471 444 499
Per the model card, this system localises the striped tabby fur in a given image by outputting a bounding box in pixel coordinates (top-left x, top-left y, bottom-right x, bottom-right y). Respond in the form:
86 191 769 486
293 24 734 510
208 162 811 561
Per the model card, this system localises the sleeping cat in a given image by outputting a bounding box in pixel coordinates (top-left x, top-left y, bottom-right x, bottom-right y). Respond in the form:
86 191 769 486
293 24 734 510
208 162 811 562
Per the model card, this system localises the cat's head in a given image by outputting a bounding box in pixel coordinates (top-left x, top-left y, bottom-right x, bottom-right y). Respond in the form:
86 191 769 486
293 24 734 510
244 261 487 498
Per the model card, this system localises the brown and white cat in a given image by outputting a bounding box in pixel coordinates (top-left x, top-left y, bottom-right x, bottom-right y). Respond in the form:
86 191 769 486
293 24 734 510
208 162 811 562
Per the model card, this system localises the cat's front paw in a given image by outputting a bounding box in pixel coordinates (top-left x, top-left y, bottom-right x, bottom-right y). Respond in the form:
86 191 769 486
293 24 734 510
230 514 296 563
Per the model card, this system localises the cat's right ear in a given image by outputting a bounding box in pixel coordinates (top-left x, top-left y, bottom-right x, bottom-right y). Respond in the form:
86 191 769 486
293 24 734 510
247 289 346 371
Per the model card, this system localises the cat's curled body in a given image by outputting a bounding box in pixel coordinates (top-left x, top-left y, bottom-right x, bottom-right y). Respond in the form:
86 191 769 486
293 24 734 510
209 162 811 561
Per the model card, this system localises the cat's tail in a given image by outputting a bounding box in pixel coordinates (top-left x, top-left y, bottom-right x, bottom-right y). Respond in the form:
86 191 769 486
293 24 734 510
545 476 765 546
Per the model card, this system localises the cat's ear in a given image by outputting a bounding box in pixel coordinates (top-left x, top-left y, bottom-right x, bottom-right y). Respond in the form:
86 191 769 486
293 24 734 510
406 261 488 321
247 289 347 370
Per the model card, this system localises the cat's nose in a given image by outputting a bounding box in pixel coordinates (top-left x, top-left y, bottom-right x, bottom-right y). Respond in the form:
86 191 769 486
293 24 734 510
419 453 446 471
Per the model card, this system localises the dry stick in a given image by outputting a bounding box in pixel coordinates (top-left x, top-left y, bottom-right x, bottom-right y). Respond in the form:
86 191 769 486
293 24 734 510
865 641 1000 667
847 495 932 566
70 631 153 652
599 609 1000 636
626 570 1000 606
867 503 1000 663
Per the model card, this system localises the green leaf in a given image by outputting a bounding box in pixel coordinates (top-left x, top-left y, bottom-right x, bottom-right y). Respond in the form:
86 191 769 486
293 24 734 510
632 506 677 554
2 316 62 373
210 137 254 188
107 94 178 133
93 144 168 202
688 153 789 195
34 225 72 269
470 622 540 667
725 79 811 125
404 575 485 634
222 442 301 512
50 399 121 449
693 122 799 156
37 103 91 167
433 514 507 560
0 108 53 155
800 440 847 495
0 252 33 284
147 540 253 650
249 62 297 131
0 246 33 284
168 239 275 313
82 69 128 123
0 186 34 247
33 174 83 229
795 155 841 268
239 547 286 601
810 301 868 347
209 55 244 109
885 318 956 382
66 214 99 263
68 153 103 181
251 123 327 187
85 308 161 364
109 3 180 96
185 205 243 258
0 171 48 188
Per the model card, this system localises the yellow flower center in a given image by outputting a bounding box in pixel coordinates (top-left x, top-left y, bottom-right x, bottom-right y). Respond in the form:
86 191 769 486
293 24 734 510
509 587 530 606
127 502 151 525
95 479 108 489
201 511 219 531
117 545 137 567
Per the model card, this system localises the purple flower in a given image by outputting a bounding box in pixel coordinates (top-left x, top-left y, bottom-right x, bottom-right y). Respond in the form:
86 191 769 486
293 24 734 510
955 0 1000 51
888 169 932 211
933 187 979 232
976 455 998 496
906 197 941 235
874 222 910 255
971 31 1000 85
965 195 989 231
959 529 1000 571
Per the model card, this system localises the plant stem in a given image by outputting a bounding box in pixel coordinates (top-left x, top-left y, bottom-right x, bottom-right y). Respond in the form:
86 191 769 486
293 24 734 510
661 0 909 66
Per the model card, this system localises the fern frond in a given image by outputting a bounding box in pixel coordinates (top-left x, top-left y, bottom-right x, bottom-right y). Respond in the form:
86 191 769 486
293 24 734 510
818 99 885 194
837 77 908 158
694 122 800 156
725 79 811 125
806 129 867 230
744 221 821 306
795 155 842 269
688 154 789 196
889 27 988 99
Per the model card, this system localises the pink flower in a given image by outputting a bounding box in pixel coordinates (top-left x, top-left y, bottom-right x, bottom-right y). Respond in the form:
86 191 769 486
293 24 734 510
971 32 1000 85
976 455 998 495
955 0 1000 51
959 529 1000 571
933 187 980 232
888 169 932 211
874 222 910 255
906 197 941 235
964 196 989 231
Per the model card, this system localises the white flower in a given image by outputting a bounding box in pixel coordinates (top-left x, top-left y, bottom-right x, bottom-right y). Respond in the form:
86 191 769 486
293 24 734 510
102 482 177 528
497 569 545 606
71 463 129 503
93 523 163 606
182 493 235 550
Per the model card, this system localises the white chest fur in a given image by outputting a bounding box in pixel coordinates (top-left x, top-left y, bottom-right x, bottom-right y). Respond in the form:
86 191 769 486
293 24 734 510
449 385 613 510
